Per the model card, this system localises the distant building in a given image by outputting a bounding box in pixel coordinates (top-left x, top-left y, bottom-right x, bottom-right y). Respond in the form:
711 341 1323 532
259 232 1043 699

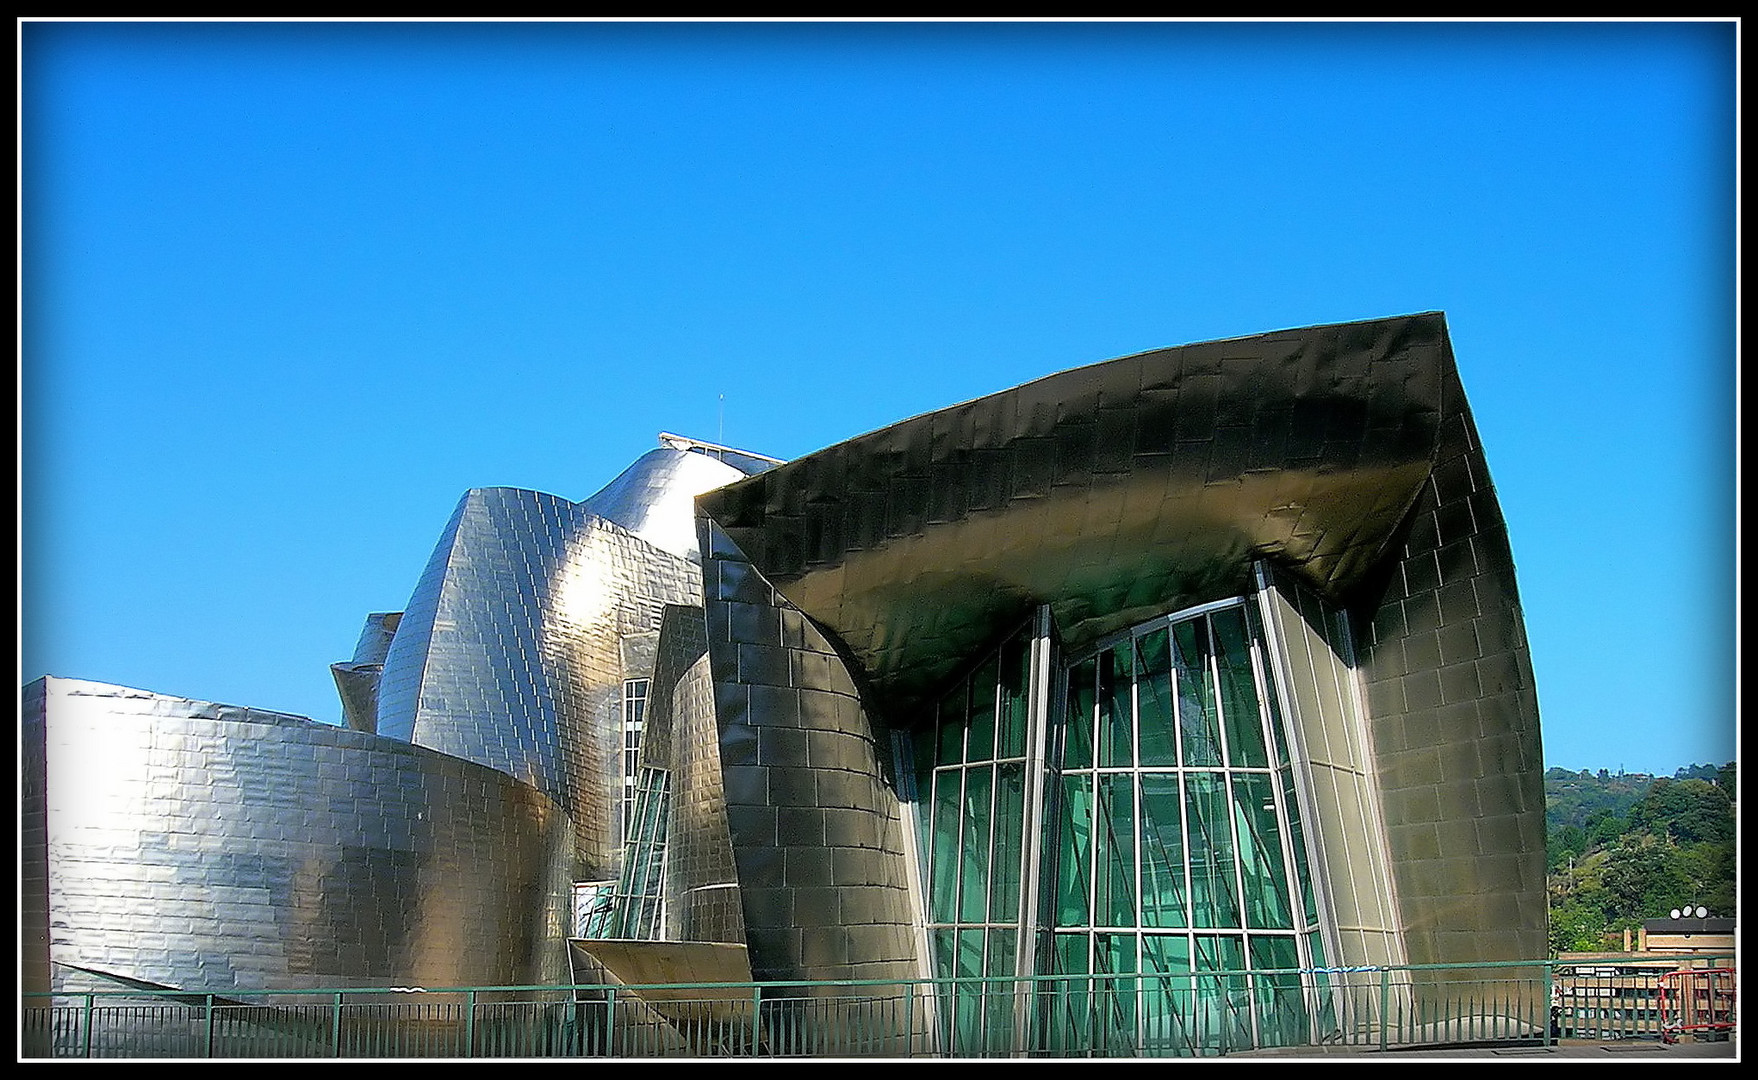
24 312 1547 1055
1555 914 1735 1040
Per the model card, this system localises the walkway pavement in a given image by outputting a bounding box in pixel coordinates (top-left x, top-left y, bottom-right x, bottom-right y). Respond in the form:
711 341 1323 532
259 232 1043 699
1237 1035 1737 1059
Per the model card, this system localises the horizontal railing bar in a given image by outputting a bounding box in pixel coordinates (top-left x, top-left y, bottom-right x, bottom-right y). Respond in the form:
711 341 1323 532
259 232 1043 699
24 955 1733 1003
24 956 1733 1060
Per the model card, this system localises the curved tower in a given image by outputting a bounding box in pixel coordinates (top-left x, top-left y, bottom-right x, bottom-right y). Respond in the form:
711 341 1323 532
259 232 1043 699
373 441 767 879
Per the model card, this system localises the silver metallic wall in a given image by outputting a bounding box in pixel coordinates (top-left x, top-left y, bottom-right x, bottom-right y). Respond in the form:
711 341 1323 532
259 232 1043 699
699 519 921 985
1255 565 1406 972
1348 349 1548 969
373 446 757 879
641 603 749 945
24 676 573 995
696 312 1547 979
374 487 702 878
331 611 401 734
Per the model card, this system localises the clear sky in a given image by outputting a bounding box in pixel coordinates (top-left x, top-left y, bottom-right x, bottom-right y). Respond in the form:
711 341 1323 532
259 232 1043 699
19 19 1736 776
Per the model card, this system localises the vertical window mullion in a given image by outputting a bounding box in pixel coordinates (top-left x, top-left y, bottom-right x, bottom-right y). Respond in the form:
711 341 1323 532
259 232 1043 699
984 673 1000 930
1206 617 1231 768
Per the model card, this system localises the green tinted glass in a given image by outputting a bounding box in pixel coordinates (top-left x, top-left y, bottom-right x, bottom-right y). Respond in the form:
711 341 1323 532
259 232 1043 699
1064 658 1096 769
990 762 1026 923
1055 773 1093 926
1142 934 1196 1054
1049 933 1092 1053
930 770 962 921
1250 935 1307 1047
938 690 966 766
1135 628 1176 766
1280 767 1319 926
1186 771 1240 928
1212 607 1268 767
1096 932 1139 1051
1234 772 1293 930
1138 773 1186 928
999 632 1030 759
1096 773 1137 926
968 655 998 763
1098 644 1133 768
1194 934 1251 1051
1174 620 1222 767
960 764 993 923
954 928 987 1054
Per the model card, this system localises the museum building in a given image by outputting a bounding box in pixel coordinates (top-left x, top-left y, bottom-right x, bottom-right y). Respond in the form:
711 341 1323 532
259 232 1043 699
24 311 1546 1055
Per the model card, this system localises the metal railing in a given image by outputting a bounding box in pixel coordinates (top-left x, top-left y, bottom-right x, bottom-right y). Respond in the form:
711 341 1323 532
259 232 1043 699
21 956 1734 1059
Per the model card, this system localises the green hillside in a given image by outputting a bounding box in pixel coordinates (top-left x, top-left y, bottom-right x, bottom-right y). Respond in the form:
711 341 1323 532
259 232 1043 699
1544 762 1736 954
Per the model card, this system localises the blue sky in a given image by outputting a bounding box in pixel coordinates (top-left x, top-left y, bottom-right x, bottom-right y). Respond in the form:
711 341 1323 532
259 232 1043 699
20 20 1736 775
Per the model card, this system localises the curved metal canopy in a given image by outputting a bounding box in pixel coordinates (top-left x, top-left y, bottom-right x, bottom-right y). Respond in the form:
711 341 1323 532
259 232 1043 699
699 312 1457 711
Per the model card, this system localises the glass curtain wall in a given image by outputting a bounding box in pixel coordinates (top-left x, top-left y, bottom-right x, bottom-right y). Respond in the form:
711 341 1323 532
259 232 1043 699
910 599 1333 1057
912 625 1034 1056
609 766 670 939
1044 600 1326 1055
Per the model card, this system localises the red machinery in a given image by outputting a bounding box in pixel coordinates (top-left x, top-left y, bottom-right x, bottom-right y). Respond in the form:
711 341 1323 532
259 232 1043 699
1657 968 1735 1044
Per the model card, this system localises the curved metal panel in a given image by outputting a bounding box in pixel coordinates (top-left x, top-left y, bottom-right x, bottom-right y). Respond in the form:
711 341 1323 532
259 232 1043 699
699 313 1450 716
375 485 703 877
1352 358 1548 968
25 677 572 994
331 611 402 734
581 446 752 561
695 312 1544 979
700 521 921 985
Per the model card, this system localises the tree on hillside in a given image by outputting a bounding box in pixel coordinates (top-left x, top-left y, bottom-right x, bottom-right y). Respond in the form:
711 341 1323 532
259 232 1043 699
1627 778 1733 845
1599 835 1689 920
1545 763 1738 951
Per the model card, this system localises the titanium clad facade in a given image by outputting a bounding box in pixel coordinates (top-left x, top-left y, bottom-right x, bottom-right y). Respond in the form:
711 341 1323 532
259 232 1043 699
374 447 761 878
700 520 922 985
24 676 572 996
628 603 749 946
694 312 1546 1048
331 611 401 734
373 487 703 877
1350 351 1547 973
23 314 1543 1058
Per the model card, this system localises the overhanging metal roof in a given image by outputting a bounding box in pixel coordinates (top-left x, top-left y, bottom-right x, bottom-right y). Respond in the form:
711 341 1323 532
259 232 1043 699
700 312 1458 712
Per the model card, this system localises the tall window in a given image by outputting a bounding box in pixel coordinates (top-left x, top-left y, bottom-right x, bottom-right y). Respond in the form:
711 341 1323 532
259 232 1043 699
1045 601 1324 1054
621 678 650 836
610 766 670 939
912 625 1033 1055
908 599 1331 1056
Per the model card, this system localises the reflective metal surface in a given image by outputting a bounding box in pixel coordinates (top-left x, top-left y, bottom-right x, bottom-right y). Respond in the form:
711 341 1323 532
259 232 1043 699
696 312 1545 982
375 485 704 878
583 444 769 561
22 316 1542 1037
330 611 401 733
699 315 1447 717
698 519 922 984
23 676 573 995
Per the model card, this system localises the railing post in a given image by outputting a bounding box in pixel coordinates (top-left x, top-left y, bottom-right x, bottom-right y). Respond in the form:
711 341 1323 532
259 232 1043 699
905 982 914 1058
204 993 215 1058
750 984 762 1055
465 990 476 1058
1378 968 1389 1052
1542 963 1554 1047
81 993 94 1058
331 992 343 1057
605 986 616 1058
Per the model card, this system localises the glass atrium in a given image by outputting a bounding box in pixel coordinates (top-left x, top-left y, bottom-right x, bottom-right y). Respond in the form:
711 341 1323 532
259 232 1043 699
910 593 1341 1054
